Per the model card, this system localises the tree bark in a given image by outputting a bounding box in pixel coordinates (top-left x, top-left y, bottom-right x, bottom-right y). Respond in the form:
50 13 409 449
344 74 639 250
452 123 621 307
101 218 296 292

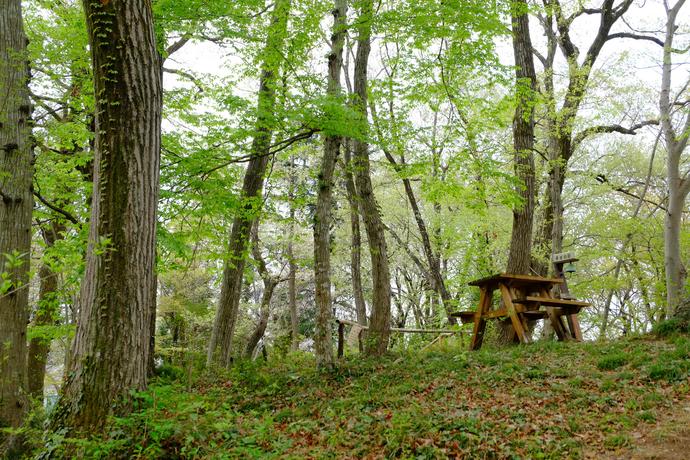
0 0 32 449
496 0 538 345
371 109 456 324
506 0 537 275
659 0 689 319
288 158 299 350
353 0 391 357
244 225 279 359
207 0 291 367
343 141 367 326
535 0 636 266
313 0 347 368
51 0 162 432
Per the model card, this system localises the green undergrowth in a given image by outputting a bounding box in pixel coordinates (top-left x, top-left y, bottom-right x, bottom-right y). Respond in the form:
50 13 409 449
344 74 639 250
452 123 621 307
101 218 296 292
33 337 690 459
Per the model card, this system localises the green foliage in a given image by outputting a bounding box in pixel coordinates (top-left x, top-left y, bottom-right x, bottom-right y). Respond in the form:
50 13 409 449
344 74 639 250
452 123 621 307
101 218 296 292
653 318 690 337
24 338 689 459
597 353 628 371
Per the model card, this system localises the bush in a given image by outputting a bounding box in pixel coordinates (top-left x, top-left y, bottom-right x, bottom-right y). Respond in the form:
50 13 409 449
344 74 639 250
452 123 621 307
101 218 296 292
653 319 689 337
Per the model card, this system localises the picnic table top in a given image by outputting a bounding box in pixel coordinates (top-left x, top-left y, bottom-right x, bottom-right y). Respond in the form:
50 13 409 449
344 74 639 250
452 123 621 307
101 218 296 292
468 273 564 287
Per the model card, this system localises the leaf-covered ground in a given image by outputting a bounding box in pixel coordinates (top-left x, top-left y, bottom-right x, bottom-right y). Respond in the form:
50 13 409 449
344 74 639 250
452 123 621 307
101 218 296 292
39 336 690 459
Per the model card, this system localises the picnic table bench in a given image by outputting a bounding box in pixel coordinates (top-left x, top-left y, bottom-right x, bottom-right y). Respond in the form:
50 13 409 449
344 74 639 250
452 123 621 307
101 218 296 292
452 273 589 350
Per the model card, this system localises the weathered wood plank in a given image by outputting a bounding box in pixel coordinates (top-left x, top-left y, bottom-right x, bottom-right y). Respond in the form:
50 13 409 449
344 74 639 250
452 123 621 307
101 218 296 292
468 273 564 287
500 284 530 344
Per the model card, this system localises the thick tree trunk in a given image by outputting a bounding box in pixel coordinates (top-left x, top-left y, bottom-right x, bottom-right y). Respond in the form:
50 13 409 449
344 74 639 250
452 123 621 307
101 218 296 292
343 142 367 326
207 0 291 367
313 0 347 368
534 0 636 273
0 0 32 449
51 0 162 432
353 0 391 357
27 223 65 400
499 0 538 345
505 0 537 276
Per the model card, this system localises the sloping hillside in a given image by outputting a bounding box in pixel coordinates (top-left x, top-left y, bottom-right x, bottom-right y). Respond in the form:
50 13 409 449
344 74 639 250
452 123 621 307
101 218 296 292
36 337 690 459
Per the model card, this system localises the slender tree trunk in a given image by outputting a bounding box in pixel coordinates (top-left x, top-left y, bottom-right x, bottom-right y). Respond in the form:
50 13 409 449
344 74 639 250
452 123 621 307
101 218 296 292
207 0 291 367
370 108 456 324
343 142 367 326
244 226 280 358
50 0 162 432
27 223 65 400
313 0 347 368
600 136 659 337
665 188 687 317
353 0 391 356
659 0 689 319
0 0 32 450
288 155 299 350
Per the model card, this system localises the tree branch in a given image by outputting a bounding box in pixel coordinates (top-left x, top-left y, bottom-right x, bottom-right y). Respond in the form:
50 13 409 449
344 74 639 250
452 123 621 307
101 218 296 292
595 174 667 211
573 119 659 149
165 35 190 58
162 67 204 93
607 32 664 47
33 190 80 225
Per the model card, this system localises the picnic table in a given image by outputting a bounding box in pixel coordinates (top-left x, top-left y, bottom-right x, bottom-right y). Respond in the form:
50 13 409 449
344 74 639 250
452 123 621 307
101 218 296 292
452 273 589 350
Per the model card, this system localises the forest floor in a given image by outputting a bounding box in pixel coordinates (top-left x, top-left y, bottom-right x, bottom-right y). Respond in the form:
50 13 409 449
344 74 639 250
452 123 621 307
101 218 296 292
38 335 690 459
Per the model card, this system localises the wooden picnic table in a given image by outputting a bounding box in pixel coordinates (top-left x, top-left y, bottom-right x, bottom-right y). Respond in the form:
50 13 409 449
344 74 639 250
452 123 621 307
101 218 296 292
452 273 589 350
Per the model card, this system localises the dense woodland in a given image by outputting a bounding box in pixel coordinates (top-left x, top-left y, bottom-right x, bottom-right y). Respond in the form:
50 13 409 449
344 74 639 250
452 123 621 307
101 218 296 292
1 0 689 457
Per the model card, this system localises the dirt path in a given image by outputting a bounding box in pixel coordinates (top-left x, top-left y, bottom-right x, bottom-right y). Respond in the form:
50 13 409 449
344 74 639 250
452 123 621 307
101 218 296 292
610 399 690 460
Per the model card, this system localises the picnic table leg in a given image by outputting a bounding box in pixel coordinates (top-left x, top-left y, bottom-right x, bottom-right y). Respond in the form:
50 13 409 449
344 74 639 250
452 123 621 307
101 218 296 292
567 314 583 341
470 288 491 350
499 284 530 344
539 288 568 341
546 309 568 341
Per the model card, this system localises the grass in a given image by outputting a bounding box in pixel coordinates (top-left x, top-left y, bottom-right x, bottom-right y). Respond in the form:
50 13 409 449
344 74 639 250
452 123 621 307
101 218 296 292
32 336 690 459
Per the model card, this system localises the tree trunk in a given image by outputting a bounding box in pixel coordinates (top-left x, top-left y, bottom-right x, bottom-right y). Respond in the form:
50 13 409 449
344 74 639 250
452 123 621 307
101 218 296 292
313 0 347 368
0 0 32 449
287 155 299 350
343 142 367 326
498 0 537 345
659 0 689 319
27 223 65 400
600 136 659 338
505 0 538 275
353 0 391 357
51 0 162 432
534 0 636 273
244 226 279 359
665 188 687 317
207 0 291 367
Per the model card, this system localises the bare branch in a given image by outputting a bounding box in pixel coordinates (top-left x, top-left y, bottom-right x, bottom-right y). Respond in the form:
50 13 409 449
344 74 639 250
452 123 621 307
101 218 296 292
595 174 668 211
607 32 664 47
162 67 204 93
165 35 190 58
573 119 659 149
